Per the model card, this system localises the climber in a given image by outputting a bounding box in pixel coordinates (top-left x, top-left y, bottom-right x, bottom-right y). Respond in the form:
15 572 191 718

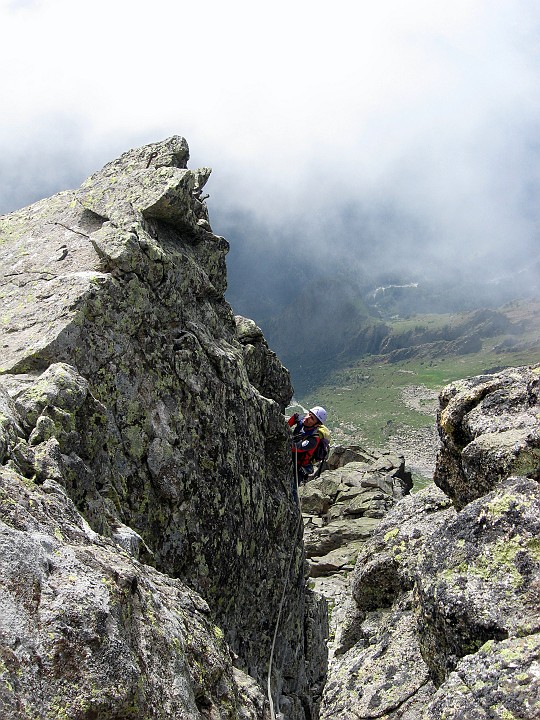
288 406 329 501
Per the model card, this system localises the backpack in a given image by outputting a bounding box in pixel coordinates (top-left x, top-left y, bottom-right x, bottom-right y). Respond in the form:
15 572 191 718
312 424 330 476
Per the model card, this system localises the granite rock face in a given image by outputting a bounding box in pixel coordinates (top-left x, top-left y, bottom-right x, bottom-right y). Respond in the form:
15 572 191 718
0 463 268 720
434 364 540 508
320 485 453 719
0 137 327 719
235 316 294 410
416 476 540 686
320 365 540 719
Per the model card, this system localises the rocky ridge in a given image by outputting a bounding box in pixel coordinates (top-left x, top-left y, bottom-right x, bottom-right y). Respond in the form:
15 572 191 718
0 137 327 719
320 363 540 719
2 135 539 720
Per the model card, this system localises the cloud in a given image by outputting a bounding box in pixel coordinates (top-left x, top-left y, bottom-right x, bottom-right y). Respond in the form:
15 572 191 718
1 0 540 310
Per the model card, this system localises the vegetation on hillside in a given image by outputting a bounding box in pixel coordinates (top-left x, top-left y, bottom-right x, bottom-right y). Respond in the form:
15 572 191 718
294 299 540 480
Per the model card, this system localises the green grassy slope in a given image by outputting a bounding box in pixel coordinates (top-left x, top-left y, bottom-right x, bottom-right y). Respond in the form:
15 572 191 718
294 299 539 485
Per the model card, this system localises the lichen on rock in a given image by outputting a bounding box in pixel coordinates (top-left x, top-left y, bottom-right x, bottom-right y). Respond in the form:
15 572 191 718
0 136 327 719
434 364 540 508
320 365 540 720
0 463 267 720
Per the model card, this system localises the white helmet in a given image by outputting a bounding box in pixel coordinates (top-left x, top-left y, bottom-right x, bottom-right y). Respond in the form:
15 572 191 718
309 406 327 424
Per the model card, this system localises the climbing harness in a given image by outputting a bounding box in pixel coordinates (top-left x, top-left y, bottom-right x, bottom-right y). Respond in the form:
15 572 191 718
266 458 303 720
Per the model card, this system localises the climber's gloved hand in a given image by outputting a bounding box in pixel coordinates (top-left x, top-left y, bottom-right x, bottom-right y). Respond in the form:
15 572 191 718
288 413 299 427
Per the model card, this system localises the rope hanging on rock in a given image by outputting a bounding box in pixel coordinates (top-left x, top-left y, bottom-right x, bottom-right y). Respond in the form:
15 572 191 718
266 459 303 720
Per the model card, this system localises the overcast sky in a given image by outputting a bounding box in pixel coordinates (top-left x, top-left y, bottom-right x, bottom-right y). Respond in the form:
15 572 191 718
2 0 540 311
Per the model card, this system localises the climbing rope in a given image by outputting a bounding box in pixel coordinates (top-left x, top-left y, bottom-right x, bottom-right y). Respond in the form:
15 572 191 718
266 458 303 720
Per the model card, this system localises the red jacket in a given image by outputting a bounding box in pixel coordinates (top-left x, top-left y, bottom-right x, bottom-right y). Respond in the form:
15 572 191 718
288 414 322 468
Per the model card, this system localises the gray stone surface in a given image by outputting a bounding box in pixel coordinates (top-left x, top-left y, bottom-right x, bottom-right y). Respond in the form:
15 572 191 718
4 136 537 720
434 364 540 508
301 452 413 572
235 316 293 410
0 137 327 719
300 448 413 658
323 596 436 719
320 365 540 720
424 633 540 719
416 476 540 685
0 463 268 720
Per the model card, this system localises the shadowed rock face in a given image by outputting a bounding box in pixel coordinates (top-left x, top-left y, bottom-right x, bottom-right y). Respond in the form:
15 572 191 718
0 462 268 719
320 365 540 720
0 137 327 719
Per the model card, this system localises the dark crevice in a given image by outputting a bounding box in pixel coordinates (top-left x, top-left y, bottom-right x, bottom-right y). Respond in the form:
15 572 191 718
79 209 108 233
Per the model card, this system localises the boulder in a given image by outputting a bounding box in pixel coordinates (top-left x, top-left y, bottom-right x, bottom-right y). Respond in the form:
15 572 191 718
309 543 363 577
333 484 454 657
304 517 381 558
235 316 293 410
300 453 413 569
326 444 377 469
300 447 413 669
322 594 436 720
434 364 540 508
416 476 540 684
424 633 540 719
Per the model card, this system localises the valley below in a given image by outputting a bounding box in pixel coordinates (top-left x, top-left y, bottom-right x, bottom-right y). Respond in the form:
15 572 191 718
294 297 540 487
